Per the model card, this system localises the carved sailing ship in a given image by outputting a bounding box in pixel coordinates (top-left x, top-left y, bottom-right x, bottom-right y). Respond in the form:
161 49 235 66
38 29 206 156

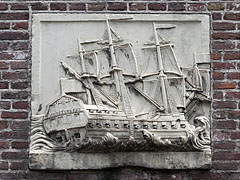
41 17 210 151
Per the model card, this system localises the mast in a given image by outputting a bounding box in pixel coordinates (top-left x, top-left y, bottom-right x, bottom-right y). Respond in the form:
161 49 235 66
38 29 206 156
153 23 169 112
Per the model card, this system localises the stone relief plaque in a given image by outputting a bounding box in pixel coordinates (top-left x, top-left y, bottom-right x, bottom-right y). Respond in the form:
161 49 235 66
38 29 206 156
30 14 211 169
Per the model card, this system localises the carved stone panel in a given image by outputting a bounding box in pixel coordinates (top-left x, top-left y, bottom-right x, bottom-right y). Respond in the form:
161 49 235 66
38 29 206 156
30 14 211 170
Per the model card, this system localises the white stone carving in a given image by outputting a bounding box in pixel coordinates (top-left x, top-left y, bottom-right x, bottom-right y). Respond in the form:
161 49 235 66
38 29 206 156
30 14 211 169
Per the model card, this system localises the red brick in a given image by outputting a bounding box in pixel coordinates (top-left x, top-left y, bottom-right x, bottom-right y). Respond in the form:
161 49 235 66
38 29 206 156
2 151 28 160
208 2 224 11
187 3 206 11
213 62 235 70
1 91 29 99
213 92 223 99
31 2 48 10
0 131 28 140
213 82 236 89
191 172 221 180
231 132 240 140
0 121 8 129
0 162 8 170
1 111 28 119
212 72 224 80
210 52 221 60
212 32 240 40
212 13 222 20
11 121 29 129
2 71 27 80
212 41 234 50
168 3 186 11
13 101 29 109
227 2 240 11
88 3 105 11
224 52 240 60
213 101 237 109
213 141 236 150
213 131 229 141
10 61 28 69
213 152 240 160
148 3 166 11
11 3 28 10
10 161 28 170
0 52 13 60
227 72 240 80
0 101 10 109
213 120 237 130
50 3 66 11
0 61 8 69
11 42 28 51
212 111 226 119
130 3 146 11
0 12 29 20
0 141 9 149
0 82 9 89
108 3 127 11
11 141 28 149
11 81 29 89
213 162 238 170
0 32 29 40
0 22 10 29
224 13 240 21
227 111 240 119
0 3 8 11
225 92 240 99
69 3 85 11
213 22 235 31
0 42 9 51
12 22 28 30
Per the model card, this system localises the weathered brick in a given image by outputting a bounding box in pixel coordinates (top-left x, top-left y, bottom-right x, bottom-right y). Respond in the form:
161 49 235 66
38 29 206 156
148 3 166 11
0 32 29 40
2 151 28 160
187 3 206 11
213 22 235 30
69 3 85 11
213 62 235 70
224 52 240 60
108 3 127 11
0 52 14 60
213 141 236 150
212 13 222 20
212 72 224 80
227 111 240 119
213 82 236 89
189 172 221 180
11 121 29 129
11 81 29 89
227 72 240 80
212 111 226 119
0 82 9 89
88 3 105 11
12 22 28 30
11 42 28 51
224 13 240 21
50 3 66 11
0 162 8 170
227 2 240 11
168 3 186 11
130 3 146 11
213 152 240 160
11 141 28 149
210 52 221 60
31 2 48 11
0 61 8 69
0 121 8 129
208 3 224 11
213 120 237 130
213 162 238 170
231 132 240 140
0 131 28 139
0 101 10 109
0 3 8 11
213 131 229 141
10 161 28 170
225 92 240 99
11 3 28 10
213 101 237 109
213 92 223 99
0 141 9 149
0 13 29 20
212 41 234 50
0 42 9 51
1 111 28 119
212 32 240 40
1 91 29 99
13 101 29 109
10 61 28 69
2 71 27 80
0 22 10 29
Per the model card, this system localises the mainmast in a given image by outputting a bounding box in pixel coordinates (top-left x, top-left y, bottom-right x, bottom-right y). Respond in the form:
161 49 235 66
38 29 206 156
153 23 169 113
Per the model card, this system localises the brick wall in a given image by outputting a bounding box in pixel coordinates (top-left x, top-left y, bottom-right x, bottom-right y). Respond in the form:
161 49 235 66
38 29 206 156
0 0 239 179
